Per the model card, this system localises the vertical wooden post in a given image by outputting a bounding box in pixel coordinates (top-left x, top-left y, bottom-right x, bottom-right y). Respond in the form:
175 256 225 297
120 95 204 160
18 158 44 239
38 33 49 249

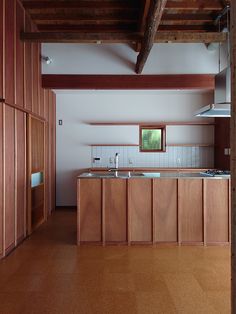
231 1 236 312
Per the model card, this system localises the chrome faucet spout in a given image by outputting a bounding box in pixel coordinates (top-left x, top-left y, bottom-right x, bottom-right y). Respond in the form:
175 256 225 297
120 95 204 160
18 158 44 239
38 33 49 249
115 152 119 169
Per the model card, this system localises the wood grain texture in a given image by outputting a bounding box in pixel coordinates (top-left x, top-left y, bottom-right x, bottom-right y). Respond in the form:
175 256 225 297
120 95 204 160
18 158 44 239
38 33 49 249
24 14 33 112
104 179 127 242
79 179 102 242
0 2 4 100
42 74 215 90
205 179 229 243
153 179 178 242
0 104 3 255
178 179 203 243
15 110 26 242
4 105 15 251
31 184 44 229
214 118 230 170
32 43 40 115
15 1 25 108
5 0 15 105
31 117 45 173
129 179 152 242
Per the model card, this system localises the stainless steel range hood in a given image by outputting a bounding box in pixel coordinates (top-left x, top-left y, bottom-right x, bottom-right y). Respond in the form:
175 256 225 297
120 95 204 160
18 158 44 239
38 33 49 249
195 67 231 117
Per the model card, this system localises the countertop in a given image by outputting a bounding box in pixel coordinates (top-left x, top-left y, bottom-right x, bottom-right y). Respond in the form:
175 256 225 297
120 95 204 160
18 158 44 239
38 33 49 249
78 172 230 179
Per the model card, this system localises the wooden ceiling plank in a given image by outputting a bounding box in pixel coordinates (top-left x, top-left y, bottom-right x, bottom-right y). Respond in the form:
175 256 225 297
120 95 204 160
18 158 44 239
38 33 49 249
22 0 139 9
135 0 167 74
165 0 224 10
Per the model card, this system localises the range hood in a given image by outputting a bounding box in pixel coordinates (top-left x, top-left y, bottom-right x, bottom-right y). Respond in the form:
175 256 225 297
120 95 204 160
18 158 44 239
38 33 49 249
195 67 231 117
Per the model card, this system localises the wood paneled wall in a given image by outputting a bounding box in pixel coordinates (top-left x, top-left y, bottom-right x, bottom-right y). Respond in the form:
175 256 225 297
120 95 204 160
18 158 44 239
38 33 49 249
0 0 56 258
214 118 230 170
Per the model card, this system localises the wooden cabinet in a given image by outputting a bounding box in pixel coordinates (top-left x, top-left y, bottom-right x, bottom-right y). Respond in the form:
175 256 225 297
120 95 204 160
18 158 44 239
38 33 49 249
153 179 178 243
0 3 4 100
24 14 33 112
104 179 127 242
128 179 152 243
78 179 102 243
15 0 25 108
3 105 15 252
0 104 3 256
205 179 230 244
78 177 230 246
5 0 15 105
15 110 26 243
178 179 203 244
32 43 40 115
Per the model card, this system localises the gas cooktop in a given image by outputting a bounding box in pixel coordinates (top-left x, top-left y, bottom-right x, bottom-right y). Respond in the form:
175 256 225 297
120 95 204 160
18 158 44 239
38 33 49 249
201 170 230 177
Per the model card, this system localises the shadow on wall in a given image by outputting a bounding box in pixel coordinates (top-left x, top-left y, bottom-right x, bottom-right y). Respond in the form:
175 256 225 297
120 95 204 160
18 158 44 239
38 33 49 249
94 45 136 71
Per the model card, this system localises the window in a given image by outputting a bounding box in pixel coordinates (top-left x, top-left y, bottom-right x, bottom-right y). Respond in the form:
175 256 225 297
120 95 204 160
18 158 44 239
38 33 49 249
139 125 166 152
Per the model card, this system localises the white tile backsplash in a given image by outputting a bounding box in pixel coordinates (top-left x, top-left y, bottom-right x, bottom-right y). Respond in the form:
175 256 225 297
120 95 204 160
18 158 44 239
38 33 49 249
91 145 214 168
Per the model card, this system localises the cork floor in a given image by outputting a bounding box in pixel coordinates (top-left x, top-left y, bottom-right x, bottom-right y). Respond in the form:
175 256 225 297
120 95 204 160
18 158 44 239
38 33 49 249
0 210 231 314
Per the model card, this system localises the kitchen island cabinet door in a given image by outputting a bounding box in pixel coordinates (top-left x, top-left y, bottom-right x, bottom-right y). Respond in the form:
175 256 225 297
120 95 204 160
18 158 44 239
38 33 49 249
153 179 178 243
78 179 102 243
128 179 152 243
104 179 127 243
204 179 229 244
178 179 203 244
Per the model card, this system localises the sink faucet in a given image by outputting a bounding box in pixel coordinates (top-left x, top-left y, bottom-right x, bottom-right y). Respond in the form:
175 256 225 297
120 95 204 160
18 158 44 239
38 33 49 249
108 153 120 175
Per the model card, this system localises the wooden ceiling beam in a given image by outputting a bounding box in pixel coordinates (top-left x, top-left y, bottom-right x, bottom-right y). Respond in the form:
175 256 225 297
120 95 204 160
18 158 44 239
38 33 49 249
154 31 227 43
21 31 141 43
42 74 215 90
22 0 138 9
166 0 224 10
21 31 227 44
135 0 167 74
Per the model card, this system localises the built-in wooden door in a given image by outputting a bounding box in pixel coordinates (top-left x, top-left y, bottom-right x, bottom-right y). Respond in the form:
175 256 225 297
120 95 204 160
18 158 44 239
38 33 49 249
27 115 45 234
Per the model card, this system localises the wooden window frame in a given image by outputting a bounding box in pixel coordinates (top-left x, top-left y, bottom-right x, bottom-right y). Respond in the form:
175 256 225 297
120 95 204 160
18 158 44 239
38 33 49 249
139 125 166 153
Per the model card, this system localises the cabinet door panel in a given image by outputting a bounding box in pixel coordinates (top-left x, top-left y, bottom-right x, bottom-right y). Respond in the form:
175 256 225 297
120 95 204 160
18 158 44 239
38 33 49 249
4 105 15 251
0 2 4 100
105 179 127 242
178 179 203 243
129 179 152 242
5 0 15 105
16 110 26 242
205 180 229 243
154 179 177 242
15 1 24 108
0 104 3 255
79 179 102 242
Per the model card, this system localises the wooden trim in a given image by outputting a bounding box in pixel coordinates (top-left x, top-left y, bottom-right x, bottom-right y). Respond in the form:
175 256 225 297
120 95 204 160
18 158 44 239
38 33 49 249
3 101 46 121
152 179 155 244
203 179 207 246
77 179 80 245
229 179 231 244
91 144 139 147
14 110 17 247
90 143 215 147
139 125 166 153
27 115 32 235
42 74 215 90
102 179 105 246
88 121 215 126
127 180 131 246
2 104 5 256
23 113 27 237
177 179 181 246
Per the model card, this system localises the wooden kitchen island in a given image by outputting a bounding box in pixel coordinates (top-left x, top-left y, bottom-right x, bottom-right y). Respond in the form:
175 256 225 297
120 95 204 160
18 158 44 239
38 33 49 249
77 172 231 246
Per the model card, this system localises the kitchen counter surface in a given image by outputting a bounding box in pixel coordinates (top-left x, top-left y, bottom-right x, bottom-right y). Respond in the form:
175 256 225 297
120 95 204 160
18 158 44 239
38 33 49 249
78 171 230 179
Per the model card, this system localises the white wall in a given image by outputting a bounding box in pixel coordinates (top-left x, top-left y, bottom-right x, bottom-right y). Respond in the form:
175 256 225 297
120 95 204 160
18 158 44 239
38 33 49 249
56 90 214 206
42 43 227 74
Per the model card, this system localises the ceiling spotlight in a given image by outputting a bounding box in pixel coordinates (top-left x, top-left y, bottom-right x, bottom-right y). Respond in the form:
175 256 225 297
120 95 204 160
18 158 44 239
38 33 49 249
42 56 53 65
